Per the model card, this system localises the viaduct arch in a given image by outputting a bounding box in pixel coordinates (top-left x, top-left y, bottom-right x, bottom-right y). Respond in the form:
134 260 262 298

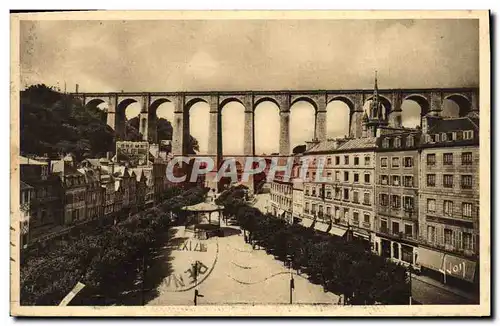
75 87 479 157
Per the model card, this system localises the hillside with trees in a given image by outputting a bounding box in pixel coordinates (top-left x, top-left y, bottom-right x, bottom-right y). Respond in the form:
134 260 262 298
20 84 115 160
20 84 200 159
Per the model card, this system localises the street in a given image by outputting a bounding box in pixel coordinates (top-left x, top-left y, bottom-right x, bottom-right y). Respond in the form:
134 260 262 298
147 223 339 305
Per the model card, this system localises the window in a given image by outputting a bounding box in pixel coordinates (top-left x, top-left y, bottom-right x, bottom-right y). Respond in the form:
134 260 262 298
406 136 415 147
344 171 349 182
381 219 388 232
463 232 473 250
394 137 401 148
403 176 414 187
312 188 316 196
326 172 332 180
391 157 400 168
343 189 349 201
403 196 414 211
335 188 341 200
334 206 340 219
353 191 359 203
344 155 349 165
363 192 370 205
443 174 454 188
326 206 331 217
326 190 332 199
391 195 401 209
382 138 390 148
364 156 371 166
427 154 436 166
353 211 359 222
343 208 349 220
354 157 359 166
427 174 436 187
441 133 448 142
404 224 413 237
462 202 473 218
335 156 340 165
464 130 474 140
327 157 332 166
443 153 453 165
443 200 454 216
427 226 436 243
380 193 389 206
312 171 316 180
305 186 310 195
335 171 340 182
392 221 400 234
391 175 401 186
461 175 473 189
444 229 453 245
462 152 473 165
381 175 389 185
381 157 388 168
403 157 413 167
311 204 317 214
353 173 359 183
364 214 370 223
364 173 371 184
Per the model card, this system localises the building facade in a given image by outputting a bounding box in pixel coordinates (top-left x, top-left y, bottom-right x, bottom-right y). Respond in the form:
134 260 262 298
374 130 421 267
417 116 480 284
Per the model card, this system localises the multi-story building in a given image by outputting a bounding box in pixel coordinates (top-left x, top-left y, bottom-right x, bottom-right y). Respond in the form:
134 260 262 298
20 156 63 243
374 129 421 267
291 177 304 224
269 171 293 222
302 137 378 246
52 159 88 225
20 181 34 248
417 115 479 285
78 168 103 221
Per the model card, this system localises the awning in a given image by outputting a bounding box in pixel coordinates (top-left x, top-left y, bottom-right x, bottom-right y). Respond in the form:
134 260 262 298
416 247 445 271
314 221 330 233
442 254 477 283
354 228 370 240
299 218 314 228
329 224 347 237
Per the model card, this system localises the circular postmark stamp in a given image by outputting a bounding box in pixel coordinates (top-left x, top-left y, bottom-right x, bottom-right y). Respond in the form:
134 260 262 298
163 228 219 292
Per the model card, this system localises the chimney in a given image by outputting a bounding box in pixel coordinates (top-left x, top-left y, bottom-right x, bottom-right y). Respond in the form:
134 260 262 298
106 151 112 161
75 84 79 94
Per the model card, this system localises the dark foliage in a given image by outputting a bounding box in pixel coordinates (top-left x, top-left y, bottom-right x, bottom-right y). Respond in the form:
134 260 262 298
20 186 208 306
20 84 115 160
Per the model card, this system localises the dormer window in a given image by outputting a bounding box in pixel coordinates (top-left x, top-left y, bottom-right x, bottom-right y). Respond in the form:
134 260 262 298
464 130 474 140
382 138 390 148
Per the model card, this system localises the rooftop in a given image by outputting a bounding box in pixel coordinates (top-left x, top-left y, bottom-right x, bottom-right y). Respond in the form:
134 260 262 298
428 116 479 134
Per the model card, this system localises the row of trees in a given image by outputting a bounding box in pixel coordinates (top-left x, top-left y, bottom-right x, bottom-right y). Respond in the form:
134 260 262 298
20 186 208 306
217 186 411 305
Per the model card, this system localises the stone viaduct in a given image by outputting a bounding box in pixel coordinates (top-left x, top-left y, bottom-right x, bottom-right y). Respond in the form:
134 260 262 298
74 87 479 158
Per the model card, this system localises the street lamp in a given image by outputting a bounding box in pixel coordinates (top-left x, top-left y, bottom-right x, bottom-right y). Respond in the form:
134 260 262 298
407 265 413 305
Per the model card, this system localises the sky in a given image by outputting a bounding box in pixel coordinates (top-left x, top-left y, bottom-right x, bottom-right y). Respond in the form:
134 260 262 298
20 18 479 154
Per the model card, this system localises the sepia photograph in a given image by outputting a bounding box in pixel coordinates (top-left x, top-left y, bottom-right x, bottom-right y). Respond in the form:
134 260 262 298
9 10 491 316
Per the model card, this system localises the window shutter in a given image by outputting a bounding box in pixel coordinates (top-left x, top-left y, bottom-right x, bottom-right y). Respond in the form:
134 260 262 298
437 226 444 245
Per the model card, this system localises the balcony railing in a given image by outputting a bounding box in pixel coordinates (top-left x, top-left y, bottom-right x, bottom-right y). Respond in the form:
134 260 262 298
379 226 389 234
362 222 371 229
